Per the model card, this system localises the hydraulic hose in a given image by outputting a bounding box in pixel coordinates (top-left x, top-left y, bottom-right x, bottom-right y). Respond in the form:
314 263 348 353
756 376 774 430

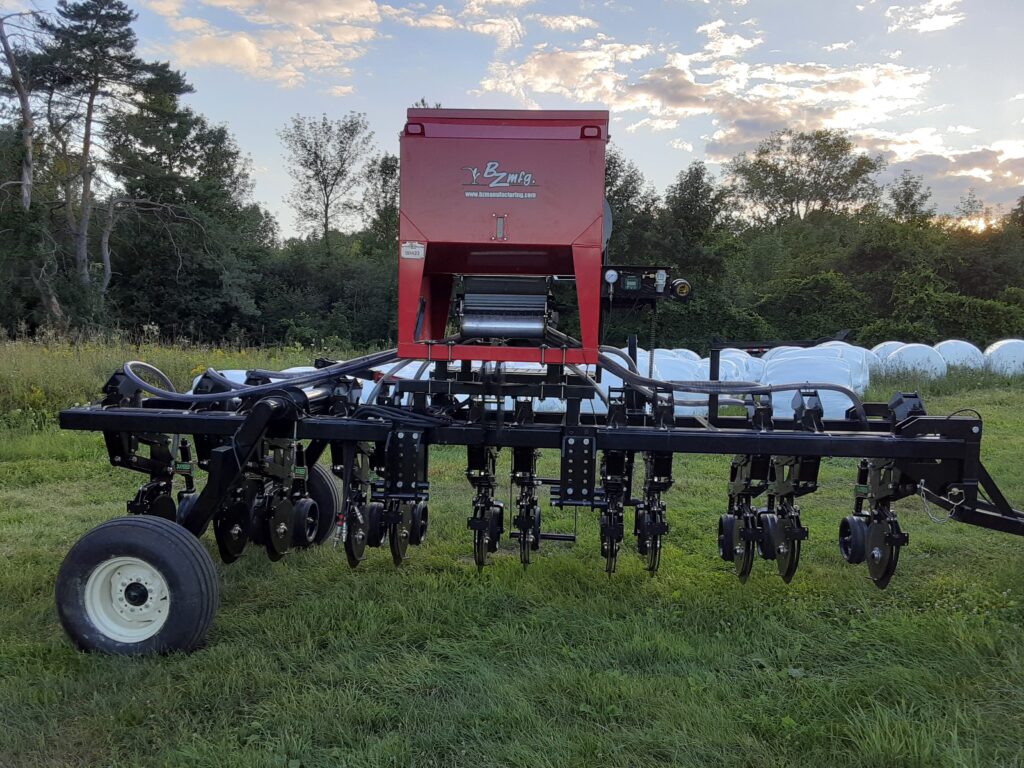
597 352 867 421
122 348 399 404
366 359 415 404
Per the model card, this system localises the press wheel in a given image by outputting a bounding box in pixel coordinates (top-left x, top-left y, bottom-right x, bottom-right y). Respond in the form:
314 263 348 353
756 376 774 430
757 512 778 560
839 515 868 564
718 514 736 562
365 501 386 548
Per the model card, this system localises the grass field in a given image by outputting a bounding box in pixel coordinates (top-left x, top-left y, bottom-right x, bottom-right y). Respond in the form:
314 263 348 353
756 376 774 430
2 341 1024 767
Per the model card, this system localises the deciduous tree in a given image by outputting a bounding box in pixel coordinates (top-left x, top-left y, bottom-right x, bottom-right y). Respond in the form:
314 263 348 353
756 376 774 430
279 112 373 256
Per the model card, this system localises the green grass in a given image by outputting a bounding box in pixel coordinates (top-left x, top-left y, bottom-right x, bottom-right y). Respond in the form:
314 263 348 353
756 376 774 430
1 343 1024 766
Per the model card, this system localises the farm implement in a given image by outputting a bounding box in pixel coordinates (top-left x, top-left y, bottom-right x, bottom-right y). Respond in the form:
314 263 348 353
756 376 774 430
57 109 1024 654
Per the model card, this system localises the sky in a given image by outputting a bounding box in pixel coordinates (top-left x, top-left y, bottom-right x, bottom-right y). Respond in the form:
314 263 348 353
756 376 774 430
29 0 1024 234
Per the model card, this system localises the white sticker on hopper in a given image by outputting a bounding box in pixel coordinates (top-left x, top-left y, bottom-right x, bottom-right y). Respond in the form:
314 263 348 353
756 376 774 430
401 241 426 259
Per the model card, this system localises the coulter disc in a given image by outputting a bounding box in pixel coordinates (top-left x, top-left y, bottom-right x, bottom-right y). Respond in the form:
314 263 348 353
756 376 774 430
866 519 901 589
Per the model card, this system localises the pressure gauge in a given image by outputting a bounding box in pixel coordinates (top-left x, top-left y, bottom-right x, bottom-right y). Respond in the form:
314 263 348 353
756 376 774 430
605 269 619 285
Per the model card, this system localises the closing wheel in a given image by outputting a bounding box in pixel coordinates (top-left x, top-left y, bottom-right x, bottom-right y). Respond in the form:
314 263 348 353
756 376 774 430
602 529 619 574
473 513 490 571
839 515 868 564
487 504 504 553
757 513 778 560
635 509 650 556
519 520 532 567
290 498 319 548
718 514 736 562
365 502 387 548
645 511 664 574
344 503 369 568
774 515 802 584
56 516 219 655
531 507 541 552
866 519 902 590
409 502 429 546
306 464 342 545
734 510 756 583
389 503 413 566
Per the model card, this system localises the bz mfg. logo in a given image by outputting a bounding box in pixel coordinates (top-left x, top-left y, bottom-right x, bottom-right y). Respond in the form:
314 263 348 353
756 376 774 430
463 161 536 188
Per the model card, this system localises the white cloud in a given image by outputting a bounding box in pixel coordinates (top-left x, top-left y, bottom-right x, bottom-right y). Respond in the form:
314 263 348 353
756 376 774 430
886 0 965 33
141 0 184 16
528 14 598 32
947 124 978 135
328 84 355 96
152 0 379 91
696 19 762 59
479 39 659 109
381 4 461 30
669 138 694 151
168 16 211 32
626 117 679 132
467 16 525 51
171 32 284 81
463 0 535 15
328 24 378 44
823 41 854 51
199 0 381 26
1011 94 1024 101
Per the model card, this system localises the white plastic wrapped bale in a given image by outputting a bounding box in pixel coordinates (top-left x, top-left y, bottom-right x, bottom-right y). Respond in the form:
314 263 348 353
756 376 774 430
655 355 708 416
719 348 755 379
189 368 249 393
764 355 858 420
579 357 664 417
762 345 801 361
653 348 681 362
745 356 767 382
769 346 869 395
985 339 1024 375
863 347 883 374
871 341 904 360
884 344 948 378
698 357 742 382
934 340 985 369
814 342 872 394
672 348 702 362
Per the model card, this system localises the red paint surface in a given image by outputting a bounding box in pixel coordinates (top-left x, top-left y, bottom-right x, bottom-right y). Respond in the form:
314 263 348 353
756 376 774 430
398 108 609 363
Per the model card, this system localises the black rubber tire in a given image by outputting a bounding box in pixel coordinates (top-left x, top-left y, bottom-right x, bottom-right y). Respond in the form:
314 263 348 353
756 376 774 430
717 514 736 562
365 502 387 548
839 515 868 565
307 464 341 545
56 516 219 655
290 498 319 548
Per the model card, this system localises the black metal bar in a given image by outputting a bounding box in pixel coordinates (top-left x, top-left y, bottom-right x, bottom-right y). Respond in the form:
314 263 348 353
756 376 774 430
709 347 721 427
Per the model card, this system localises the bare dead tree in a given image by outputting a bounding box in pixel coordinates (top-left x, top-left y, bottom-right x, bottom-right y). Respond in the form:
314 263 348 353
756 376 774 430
0 12 37 212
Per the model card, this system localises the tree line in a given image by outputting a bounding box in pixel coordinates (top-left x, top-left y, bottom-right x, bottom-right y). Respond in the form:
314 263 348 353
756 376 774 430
1 1 1022 351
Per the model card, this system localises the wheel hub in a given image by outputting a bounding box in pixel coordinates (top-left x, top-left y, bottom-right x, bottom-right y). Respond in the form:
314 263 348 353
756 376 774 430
84 556 170 643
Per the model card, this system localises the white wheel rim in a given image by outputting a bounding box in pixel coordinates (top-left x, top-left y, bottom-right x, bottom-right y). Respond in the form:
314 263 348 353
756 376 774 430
83 556 170 643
